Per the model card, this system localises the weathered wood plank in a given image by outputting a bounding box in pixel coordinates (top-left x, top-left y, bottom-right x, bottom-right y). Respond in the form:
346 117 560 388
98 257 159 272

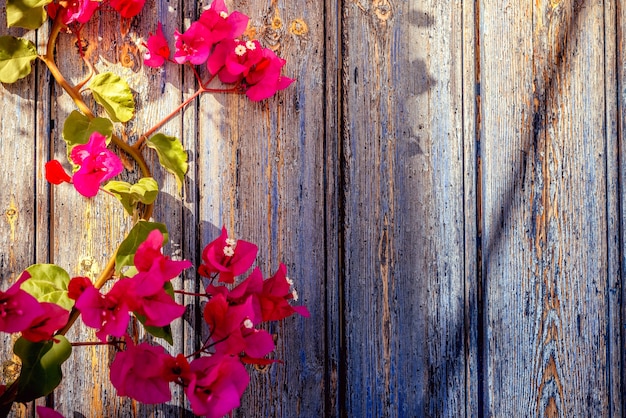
0 6 50 416
617 0 626 415
604 0 621 416
462 0 479 415
47 2 188 415
480 0 613 415
195 1 328 416
341 1 468 416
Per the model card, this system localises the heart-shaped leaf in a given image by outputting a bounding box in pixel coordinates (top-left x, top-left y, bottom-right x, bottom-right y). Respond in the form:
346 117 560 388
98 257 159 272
0 36 38 83
104 178 159 215
22 264 74 311
7 0 52 29
89 72 135 122
146 134 188 193
14 336 72 402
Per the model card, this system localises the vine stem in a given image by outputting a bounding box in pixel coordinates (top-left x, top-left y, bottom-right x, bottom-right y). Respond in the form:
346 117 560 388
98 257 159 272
39 14 152 181
133 74 242 150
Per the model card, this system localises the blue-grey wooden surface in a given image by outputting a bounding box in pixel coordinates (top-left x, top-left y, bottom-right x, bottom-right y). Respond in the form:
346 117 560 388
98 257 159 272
0 0 624 416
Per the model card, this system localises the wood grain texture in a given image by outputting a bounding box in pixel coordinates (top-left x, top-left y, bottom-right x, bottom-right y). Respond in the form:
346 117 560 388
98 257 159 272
195 1 328 415
340 0 468 416
0 6 50 417
479 0 613 415
1 0 625 417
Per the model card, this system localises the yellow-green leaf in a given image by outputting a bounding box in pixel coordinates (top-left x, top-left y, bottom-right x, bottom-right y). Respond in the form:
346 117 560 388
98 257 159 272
7 0 52 29
89 72 135 122
0 36 37 83
147 133 188 192
22 264 74 311
63 111 114 148
104 177 159 215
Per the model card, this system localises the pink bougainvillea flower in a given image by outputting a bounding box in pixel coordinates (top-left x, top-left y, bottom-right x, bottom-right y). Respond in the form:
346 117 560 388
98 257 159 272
74 280 132 341
196 0 248 43
109 0 146 19
243 48 295 101
132 229 192 294
258 263 310 321
45 160 72 185
130 286 186 327
173 0 248 65
207 38 263 84
143 22 171 68
0 271 44 334
36 406 65 418
70 132 123 198
110 340 174 403
22 302 70 342
47 0 100 25
172 23 213 65
198 226 257 283
203 292 274 358
185 355 250 418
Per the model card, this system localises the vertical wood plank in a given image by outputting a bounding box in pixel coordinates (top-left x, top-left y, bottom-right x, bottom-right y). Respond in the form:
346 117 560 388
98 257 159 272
462 0 479 416
324 0 341 415
47 2 189 415
196 0 328 416
341 0 467 416
604 0 621 416
0 7 50 417
617 0 626 415
480 0 613 415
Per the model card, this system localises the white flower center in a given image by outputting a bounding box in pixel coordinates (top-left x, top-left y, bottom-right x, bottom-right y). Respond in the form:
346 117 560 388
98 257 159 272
234 45 247 56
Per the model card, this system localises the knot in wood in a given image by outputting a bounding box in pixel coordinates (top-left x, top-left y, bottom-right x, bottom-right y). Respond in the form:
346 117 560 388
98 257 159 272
374 0 393 21
289 19 309 36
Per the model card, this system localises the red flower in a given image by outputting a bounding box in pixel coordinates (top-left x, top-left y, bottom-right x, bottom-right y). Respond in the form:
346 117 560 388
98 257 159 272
203 293 274 358
67 276 92 300
243 48 294 101
70 132 123 197
109 0 145 19
21 302 70 342
198 226 257 283
110 340 174 403
258 263 310 321
185 355 249 418
143 22 170 68
0 271 44 334
45 160 72 185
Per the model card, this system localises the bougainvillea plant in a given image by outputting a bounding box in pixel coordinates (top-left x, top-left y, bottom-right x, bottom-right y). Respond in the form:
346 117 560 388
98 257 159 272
0 0 307 416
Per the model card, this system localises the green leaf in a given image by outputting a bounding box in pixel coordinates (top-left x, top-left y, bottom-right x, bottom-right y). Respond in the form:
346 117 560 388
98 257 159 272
146 134 188 192
7 0 52 29
115 221 169 274
0 36 38 83
103 178 159 215
22 264 74 311
89 72 135 122
63 110 114 148
14 335 72 403
135 314 174 345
